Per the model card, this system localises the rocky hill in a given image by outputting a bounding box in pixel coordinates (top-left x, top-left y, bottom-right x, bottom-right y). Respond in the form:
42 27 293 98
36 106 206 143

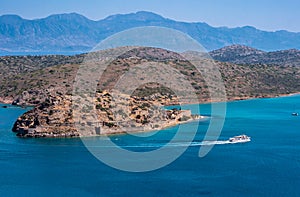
210 45 300 66
0 55 83 103
1 47 300 137
1 11 300 54
0 54 83 81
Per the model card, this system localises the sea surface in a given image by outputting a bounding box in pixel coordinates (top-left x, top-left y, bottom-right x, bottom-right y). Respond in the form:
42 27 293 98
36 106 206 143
0 95 300 196
0 51 82 56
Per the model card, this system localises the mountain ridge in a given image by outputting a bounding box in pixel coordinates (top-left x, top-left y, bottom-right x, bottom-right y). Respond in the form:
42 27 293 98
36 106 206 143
209 45 300 66
1 11 300 54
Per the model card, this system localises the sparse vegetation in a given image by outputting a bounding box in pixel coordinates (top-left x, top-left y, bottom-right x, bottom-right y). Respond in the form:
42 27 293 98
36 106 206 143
2 46 300 137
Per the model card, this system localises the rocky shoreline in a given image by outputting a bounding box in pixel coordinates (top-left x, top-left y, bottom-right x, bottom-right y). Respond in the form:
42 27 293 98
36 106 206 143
0 97 13 105
7 89 205 138
4 91 299 138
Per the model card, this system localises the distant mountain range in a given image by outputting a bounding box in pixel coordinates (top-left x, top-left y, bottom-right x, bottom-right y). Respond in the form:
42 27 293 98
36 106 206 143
209 45 300 66
1 11 300 55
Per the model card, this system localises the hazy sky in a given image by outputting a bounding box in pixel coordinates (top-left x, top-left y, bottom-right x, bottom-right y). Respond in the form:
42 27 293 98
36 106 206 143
1 0 300 32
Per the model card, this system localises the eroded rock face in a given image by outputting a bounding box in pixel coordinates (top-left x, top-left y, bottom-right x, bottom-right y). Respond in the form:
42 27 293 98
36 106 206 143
12 91 80 138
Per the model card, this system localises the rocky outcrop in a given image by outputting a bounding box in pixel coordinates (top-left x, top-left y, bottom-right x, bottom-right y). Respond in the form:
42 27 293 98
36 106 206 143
11 88 199 137
0 96 13 104
12 91 79 138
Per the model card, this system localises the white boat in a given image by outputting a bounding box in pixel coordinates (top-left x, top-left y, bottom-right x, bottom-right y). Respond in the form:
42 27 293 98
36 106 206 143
229 134 251 143
291 105 298 116
291 112 299 116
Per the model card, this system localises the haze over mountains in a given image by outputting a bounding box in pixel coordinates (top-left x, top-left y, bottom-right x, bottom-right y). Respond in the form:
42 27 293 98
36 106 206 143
1 11 300 55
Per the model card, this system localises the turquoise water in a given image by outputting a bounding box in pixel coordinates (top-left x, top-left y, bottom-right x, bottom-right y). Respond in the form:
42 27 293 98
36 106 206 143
0 95 300 196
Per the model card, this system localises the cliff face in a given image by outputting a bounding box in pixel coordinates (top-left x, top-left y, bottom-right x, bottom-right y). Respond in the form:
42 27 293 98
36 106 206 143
12 91 79 137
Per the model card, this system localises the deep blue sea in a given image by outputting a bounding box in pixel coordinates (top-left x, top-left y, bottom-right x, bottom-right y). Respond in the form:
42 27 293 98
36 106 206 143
0 95 300 196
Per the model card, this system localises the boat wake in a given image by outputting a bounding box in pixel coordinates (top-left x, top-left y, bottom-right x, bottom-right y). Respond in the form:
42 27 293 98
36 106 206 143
194 139 250 146
126 135 250 148
153 139 250 147
97 137 251 148
84 135 251 148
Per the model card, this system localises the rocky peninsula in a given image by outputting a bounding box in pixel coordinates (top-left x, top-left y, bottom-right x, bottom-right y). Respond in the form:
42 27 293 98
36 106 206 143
1 47 300 137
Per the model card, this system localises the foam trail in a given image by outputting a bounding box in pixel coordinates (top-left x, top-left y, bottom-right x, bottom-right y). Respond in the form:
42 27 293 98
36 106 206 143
85 139 250 148
169 140 250 147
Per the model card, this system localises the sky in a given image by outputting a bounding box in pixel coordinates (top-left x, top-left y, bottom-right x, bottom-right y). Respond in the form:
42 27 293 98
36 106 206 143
1 0 300 32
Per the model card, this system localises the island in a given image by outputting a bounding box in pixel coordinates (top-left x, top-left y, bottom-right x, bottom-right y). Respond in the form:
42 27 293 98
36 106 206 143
0 46 299 137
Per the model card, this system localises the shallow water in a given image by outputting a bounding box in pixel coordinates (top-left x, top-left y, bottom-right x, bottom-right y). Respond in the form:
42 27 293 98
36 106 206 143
0 95 300 196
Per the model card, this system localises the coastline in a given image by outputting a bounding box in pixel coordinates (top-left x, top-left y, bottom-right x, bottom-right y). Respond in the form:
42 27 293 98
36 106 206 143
186 92 300 105
83 115 208 138
2 91 300 106
0 97 14 105
13 114 207 139
4 92 300 138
